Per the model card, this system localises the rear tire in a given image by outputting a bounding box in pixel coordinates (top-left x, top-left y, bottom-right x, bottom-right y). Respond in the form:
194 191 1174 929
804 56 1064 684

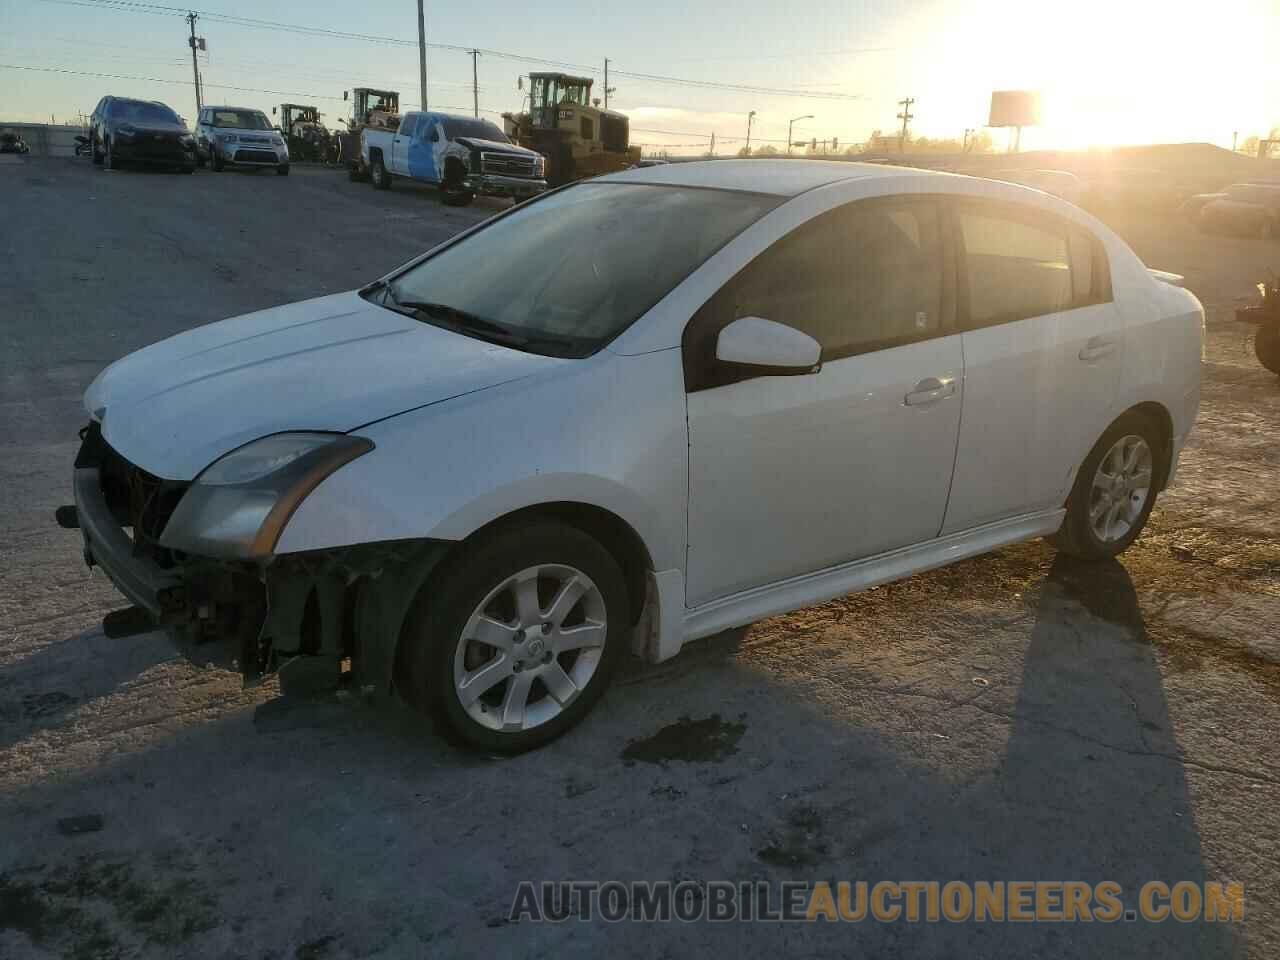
1256 323 1280 375
398 521 629 753
1050 411 1163 561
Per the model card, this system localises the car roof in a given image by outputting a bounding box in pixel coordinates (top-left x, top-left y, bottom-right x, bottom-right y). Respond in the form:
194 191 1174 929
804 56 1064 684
596 159 949 197
204 105 266 114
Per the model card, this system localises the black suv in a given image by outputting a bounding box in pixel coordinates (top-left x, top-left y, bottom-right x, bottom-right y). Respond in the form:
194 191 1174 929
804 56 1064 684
89 96 196 172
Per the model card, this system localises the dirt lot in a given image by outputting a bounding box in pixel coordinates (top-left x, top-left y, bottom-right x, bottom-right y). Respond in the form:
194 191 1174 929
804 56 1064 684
1 157 1278 959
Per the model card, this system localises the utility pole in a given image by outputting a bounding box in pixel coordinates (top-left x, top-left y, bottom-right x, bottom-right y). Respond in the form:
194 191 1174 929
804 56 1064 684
185 12 203 114
745 110 756 153
896 96 914 153
603 59 615 110
470 49 480 117
709 132 716 156
416 0 429 110
963 127 973 152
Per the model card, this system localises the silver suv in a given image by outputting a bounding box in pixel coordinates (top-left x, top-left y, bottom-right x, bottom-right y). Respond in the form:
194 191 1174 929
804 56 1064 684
195 106 290 175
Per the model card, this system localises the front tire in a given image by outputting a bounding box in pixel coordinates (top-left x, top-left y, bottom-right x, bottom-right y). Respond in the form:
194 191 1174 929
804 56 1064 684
92 136 104 166
399 522 629 753
441 178 475 206
370 157 390 190
1051 412 1162 560
211 149 224 172
105 138 120 170
276 163 290 176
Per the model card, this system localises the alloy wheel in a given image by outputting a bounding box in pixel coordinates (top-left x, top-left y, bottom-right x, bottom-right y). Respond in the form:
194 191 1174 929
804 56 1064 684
1088 434 1153 543
452 563 608 733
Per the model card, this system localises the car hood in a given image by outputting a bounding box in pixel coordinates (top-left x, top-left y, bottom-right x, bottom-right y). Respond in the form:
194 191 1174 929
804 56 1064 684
454 136 539 157
114 120 189 136
85 291 566 480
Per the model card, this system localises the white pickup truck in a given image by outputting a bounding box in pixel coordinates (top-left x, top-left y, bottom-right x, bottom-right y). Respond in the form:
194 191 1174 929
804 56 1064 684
358 111 547 206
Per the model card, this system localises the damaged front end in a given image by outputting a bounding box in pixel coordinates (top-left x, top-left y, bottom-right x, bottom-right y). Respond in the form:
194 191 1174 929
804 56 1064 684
62 422 448 696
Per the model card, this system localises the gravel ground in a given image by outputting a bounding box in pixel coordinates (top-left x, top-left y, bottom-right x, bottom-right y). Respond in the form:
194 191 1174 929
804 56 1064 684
1 157 1278 959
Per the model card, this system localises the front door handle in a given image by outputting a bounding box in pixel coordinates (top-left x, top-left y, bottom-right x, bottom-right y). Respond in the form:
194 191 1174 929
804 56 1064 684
1079 336 1117 361
904 376 956 406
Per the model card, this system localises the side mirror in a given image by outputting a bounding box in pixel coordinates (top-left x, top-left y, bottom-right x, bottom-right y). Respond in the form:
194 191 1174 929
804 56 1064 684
715 316 821 374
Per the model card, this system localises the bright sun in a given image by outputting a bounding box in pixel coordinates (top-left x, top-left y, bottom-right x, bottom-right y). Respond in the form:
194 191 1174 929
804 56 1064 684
870 0 1275 151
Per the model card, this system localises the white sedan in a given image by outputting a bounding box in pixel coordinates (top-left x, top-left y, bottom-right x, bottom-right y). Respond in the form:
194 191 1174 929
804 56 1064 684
65 160 1203 752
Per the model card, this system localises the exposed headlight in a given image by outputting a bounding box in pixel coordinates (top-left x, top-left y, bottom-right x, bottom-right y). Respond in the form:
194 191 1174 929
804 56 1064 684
116 124 137 138
271 134 285 145
533 155 546 177
180 135 195 147
159 432 374 559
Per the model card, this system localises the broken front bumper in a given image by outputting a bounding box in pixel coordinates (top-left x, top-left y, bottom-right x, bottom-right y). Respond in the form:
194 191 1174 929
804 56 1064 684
73 466 184 619
463 173 547 200
66 426 451 694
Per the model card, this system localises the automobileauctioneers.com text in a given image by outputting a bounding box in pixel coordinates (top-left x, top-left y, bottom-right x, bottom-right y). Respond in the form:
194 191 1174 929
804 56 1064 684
509 880 1245 924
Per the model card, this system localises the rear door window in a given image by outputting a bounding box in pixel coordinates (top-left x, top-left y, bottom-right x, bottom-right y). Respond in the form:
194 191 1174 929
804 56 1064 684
956 203 1073 328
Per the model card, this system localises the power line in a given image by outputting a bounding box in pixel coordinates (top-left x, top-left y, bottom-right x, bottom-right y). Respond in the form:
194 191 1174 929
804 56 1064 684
0 62 348 101
603 67 864 101
33 0 864 103
1 61 508 119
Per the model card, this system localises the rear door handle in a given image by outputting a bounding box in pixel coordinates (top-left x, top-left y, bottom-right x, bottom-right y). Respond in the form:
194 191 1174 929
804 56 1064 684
904 376 956 406
1079 336 1117 361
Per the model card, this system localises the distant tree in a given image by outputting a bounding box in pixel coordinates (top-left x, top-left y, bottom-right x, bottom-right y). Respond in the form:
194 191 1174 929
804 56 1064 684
737 145 751 157
968 130 994 153
1242 135 1260 156
754 144 780 157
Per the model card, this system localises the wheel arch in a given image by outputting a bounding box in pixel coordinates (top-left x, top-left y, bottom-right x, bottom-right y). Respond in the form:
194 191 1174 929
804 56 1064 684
1117 400 1175 491
444 155 467 183
437 501 655 626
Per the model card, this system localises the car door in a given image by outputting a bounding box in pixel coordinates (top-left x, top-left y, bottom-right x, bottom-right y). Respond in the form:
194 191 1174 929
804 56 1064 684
408 116 440 182
684 196 964 607
941 199 1122 535
388 115 415 176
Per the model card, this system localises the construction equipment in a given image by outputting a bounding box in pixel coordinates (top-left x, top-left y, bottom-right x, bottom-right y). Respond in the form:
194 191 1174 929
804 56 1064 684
1239 275 1280 376
336 88 401 176
276 103 330 163
501 73 639 186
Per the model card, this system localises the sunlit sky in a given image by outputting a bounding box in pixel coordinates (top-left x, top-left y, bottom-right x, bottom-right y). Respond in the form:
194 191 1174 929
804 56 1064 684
1 0 1276 154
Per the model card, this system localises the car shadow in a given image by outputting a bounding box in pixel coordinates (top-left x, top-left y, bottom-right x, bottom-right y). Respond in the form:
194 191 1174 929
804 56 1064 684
0 625 182 755
0 554 1243 957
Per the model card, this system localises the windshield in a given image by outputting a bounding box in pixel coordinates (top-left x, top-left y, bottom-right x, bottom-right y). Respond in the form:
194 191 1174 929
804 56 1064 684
382 183 779 357
441 117 509 142
210 109 272 130
109 101 180 125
